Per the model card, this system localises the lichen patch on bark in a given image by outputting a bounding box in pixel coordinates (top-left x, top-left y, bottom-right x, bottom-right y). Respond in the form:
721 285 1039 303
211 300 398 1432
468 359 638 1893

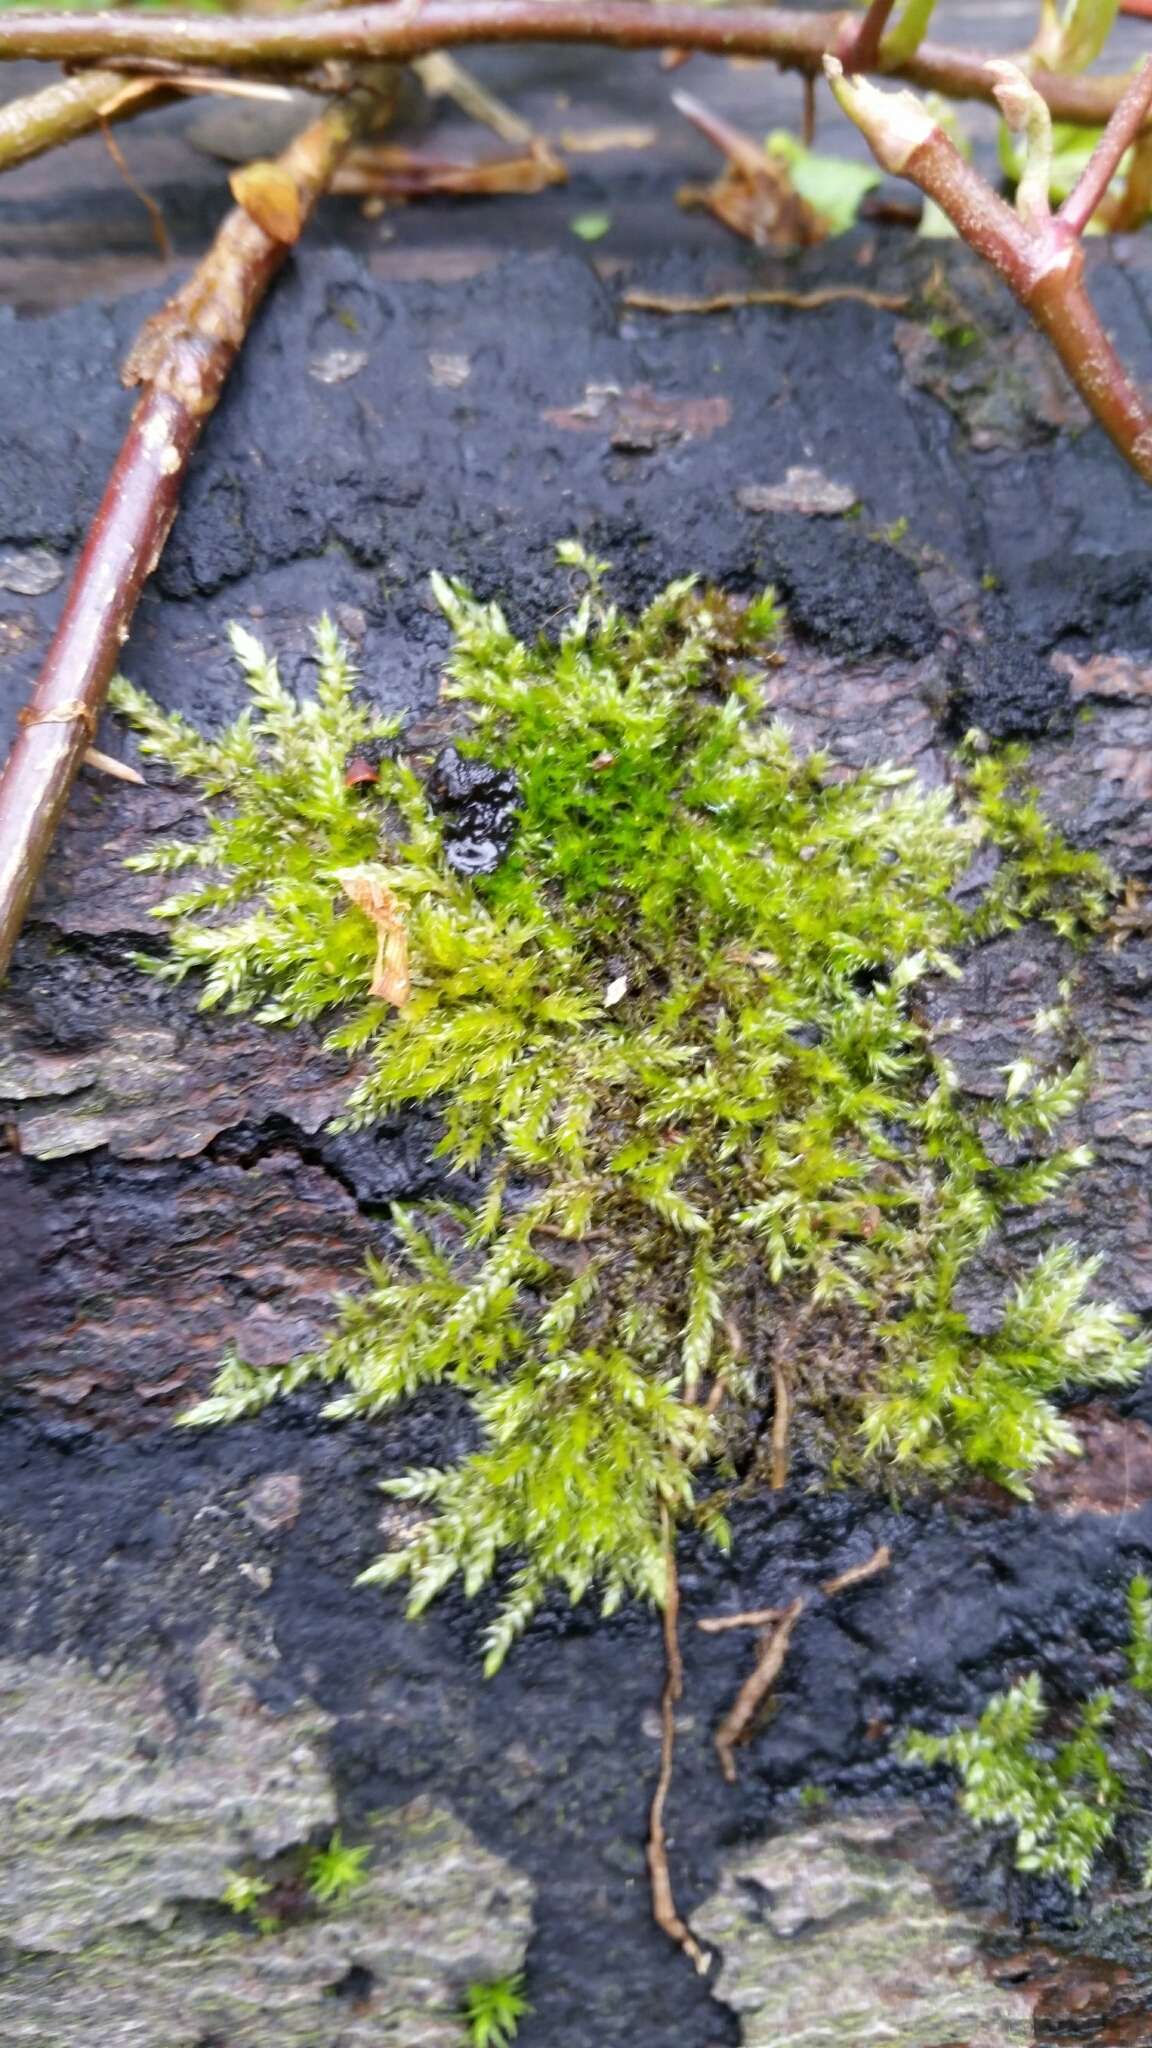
695 1811 1036 2047
0 1630 534 2045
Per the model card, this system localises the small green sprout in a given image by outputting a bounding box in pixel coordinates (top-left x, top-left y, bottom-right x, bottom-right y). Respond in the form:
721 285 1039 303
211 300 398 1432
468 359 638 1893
462 1972 530 2048
306 1831 371 1905
569 211 611 241
221 1870 272 1916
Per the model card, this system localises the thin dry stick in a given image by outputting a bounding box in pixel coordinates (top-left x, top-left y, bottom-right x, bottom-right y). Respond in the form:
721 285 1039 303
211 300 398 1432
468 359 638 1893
0 68 398 979
771 1355 791 1490
802 71 817 146
700 1542 892 1630
99 113 172 261
0 5 1148 133
623 284 908 314
82 748 145 785
416 50 534 144
714 1596 805 1784
697 1604 789 1633
821 1541 892 1597
647 1518 709 1973
0 65 321 178
703 1369 729 1418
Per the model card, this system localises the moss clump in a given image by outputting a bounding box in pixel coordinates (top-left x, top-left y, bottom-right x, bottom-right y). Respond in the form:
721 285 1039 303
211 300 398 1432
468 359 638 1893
112 550 1147 1668
905 1673 1121 1893
904 1578 1152 1894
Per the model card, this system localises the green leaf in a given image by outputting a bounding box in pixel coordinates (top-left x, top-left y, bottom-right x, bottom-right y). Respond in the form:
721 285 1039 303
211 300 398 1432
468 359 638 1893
766 131 881 236
569 211 612 242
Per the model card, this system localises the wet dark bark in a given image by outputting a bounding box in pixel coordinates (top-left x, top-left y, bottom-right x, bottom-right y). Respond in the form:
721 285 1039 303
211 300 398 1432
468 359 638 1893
2 61 1152 2044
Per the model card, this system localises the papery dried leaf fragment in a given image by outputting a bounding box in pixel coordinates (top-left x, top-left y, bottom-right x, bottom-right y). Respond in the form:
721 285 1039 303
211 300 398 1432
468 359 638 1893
334 137 566 199
673 91 823 249
229 159 304 243
336 865 411 1006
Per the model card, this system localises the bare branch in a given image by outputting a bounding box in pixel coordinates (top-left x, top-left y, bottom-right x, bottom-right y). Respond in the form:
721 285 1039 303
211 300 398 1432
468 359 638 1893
1060 52 1152 236
0 5 1145 133
845 0 899 73
826 58 1152 486
0 69 398 979
0 69 171 176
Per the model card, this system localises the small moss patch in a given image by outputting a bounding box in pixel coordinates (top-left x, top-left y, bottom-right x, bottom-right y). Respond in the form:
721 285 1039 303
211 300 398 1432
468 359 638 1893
113 550 1147 1668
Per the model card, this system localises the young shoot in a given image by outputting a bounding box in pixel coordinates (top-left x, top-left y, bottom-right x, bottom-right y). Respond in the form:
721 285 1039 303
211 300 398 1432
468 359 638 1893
905 1577 1152 1893
305 1831 371 1905
462 1972 531 2048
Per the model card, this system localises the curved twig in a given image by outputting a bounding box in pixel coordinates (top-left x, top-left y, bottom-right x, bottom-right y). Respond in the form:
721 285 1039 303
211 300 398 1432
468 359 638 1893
647 1519 709 1972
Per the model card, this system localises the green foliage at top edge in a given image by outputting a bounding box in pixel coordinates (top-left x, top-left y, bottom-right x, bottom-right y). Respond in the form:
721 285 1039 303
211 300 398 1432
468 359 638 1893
110 549 1148 1670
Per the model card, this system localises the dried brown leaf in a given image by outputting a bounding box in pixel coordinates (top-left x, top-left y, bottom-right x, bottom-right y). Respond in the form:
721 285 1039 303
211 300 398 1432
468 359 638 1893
336 866 411 1007
673 91 822 251
334 138 566 199
229 159 304 243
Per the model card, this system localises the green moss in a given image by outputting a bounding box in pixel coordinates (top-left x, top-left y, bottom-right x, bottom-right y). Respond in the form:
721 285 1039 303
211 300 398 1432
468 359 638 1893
306 1831 371 1905
462 1972 530 2047
904 1581 1152 1893
112 550 1148 1668
1129 1575 1152 1693
904 1674 1121 1893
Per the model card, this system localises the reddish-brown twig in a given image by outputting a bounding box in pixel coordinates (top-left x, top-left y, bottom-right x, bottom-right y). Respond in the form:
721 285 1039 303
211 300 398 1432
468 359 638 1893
1060 53 1152 237
0 69 397 978
713 1596 805 1783
844 0 899 73
827 57 1152 486
0 6 1147 133
647 1519 709 1972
